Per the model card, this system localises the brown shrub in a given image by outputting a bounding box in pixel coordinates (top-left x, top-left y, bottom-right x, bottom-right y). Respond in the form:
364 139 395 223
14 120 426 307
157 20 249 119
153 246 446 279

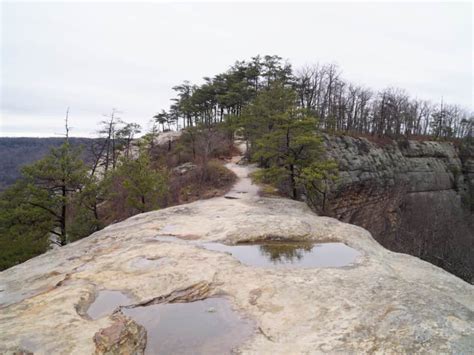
169 160 236 204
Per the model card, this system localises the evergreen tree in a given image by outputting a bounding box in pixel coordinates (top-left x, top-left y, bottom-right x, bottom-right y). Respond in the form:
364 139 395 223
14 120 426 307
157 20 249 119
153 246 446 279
116 122 142 159
240 82 296 159
153 110 171 132
0 182 52 269
0 140 89 269
242 83 337 201
253 108 325 199
20 141 88 245
68 175 108 241
114 152 168 213
300 160 339 212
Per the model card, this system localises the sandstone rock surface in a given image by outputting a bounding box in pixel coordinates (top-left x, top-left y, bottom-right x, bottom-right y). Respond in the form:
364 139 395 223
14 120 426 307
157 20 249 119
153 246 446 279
0 150 473 354
323 135 471 222
322 135 473 282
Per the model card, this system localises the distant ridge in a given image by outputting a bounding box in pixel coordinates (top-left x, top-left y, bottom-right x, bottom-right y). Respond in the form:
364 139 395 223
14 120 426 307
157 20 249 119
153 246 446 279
0 137 96 191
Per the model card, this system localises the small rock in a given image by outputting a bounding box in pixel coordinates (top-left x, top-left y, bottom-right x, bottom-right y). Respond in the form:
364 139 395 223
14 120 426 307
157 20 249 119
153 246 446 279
93 314 146 355
173 162 197 176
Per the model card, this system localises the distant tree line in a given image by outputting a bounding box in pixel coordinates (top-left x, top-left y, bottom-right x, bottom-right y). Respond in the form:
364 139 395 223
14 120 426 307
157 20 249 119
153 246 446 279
156 55 472 139
0 137 95 191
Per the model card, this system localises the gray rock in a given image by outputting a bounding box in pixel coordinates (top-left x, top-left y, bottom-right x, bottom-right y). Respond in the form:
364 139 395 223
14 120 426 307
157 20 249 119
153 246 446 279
0 187 472 353
172 162 197 175
0 145 472 354
321 135 473 248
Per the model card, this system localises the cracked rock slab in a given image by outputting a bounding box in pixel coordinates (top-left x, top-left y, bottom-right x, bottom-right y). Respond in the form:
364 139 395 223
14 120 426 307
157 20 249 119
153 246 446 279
0 159 473 354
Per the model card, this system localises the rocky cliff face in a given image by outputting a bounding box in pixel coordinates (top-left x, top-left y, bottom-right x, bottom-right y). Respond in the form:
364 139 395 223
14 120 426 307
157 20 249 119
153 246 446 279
0 154 473 354
323 135 474 282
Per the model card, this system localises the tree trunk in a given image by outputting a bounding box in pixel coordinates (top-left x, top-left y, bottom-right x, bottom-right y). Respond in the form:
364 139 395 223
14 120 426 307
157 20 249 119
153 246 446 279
141 195 146 212
93 204 99 221
61 182 67 245
290 164 297 200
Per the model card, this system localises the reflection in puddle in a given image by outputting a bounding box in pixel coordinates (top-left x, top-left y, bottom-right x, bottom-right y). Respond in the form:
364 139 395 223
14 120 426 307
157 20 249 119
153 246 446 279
123 298 254 355
87 290 133 320
202 242 360 268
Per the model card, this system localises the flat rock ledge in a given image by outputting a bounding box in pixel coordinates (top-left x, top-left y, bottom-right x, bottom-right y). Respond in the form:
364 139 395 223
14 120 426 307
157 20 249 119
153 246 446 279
0 194 473 354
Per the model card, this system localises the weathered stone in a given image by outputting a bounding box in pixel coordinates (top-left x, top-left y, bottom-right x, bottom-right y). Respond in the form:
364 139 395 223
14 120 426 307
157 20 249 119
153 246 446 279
172 162 197 176
93 314 146 355
323 134 469 195
322 135 473 256
0 144 473 354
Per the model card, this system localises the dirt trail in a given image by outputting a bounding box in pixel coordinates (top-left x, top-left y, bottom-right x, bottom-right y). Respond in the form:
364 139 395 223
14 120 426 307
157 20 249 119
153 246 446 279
224 140 259 199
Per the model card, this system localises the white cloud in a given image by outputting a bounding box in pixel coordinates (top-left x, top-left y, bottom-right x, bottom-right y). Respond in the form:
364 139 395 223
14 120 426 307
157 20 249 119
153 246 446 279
1 1 472 137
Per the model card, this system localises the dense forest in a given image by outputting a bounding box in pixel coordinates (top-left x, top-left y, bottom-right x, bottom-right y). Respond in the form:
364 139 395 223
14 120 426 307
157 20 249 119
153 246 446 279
0 55 472 280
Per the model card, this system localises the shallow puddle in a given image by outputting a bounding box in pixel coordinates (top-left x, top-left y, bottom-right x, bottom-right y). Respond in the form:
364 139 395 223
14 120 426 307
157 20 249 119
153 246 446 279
87 290 133 320
123 298 254 355
202 242 360 268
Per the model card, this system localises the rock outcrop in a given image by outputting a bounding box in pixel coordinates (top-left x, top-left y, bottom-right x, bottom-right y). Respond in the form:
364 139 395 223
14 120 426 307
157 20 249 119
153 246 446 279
323 135 474 282
93 314 146 355
0 151 473 354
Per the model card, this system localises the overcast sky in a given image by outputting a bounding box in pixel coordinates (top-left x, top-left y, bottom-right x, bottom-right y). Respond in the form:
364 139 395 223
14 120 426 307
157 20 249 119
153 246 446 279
1 1 472 137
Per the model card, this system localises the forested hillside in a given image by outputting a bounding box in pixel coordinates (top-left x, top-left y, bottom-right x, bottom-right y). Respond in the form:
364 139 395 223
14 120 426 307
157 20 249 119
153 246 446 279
0 55 472 282
0 137 95 191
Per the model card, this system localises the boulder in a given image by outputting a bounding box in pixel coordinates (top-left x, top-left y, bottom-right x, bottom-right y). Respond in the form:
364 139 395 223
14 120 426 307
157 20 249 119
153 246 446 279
0 192 472 353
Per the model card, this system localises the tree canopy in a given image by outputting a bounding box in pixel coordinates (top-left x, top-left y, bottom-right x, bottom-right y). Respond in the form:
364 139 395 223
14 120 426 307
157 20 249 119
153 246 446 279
159 55 472 139
242 83 336 200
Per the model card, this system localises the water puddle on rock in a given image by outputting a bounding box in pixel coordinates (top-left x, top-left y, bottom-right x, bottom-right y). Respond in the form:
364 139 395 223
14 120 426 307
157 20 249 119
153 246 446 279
87 290 133 320
202 242 360 268
123 298 254 355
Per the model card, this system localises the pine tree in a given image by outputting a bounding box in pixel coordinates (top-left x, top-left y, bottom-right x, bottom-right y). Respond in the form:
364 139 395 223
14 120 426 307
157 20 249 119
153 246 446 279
21 141 88 245
300 160 339 212
0 182 52 269
114 152 168 213
0 140 89 269
240 82 296 159
253 108 325 199
243 83 338 201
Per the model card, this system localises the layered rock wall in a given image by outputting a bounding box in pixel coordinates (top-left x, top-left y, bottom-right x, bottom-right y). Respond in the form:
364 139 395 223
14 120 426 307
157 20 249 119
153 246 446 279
322 135 474 281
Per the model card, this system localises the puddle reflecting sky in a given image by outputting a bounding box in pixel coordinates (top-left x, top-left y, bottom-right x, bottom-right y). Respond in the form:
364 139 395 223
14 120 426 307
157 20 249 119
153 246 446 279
202 242 360 268
123 298 254 355
87 290 132 320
